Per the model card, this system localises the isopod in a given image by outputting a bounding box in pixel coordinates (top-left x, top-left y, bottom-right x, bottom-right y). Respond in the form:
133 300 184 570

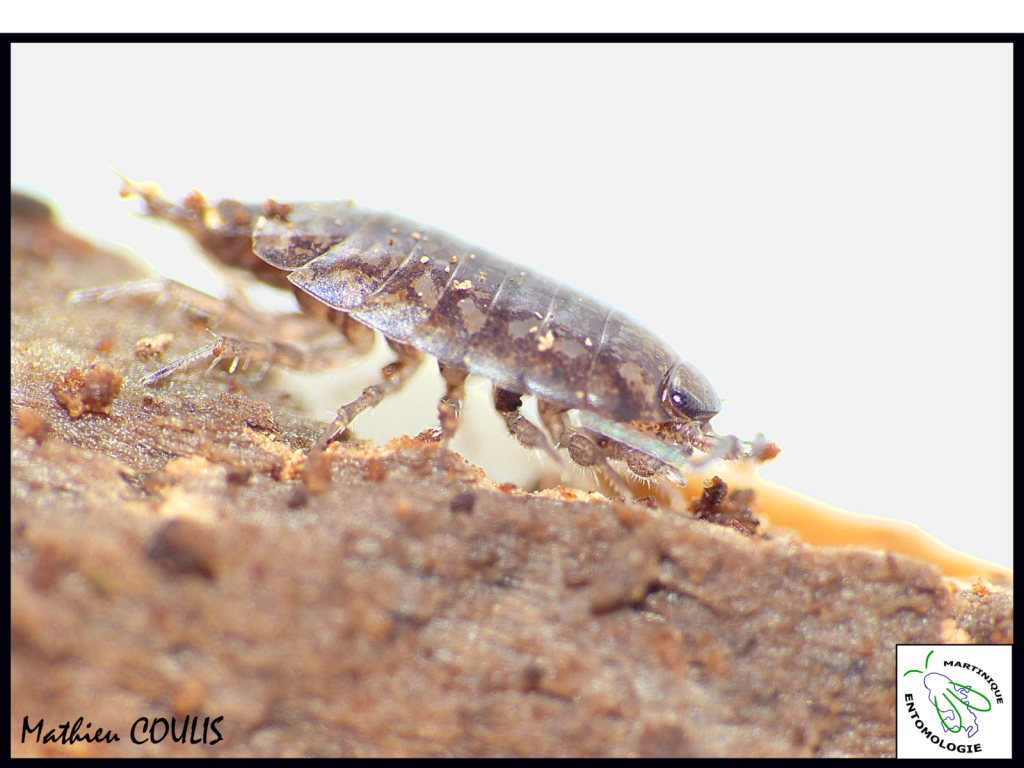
71 177 776 495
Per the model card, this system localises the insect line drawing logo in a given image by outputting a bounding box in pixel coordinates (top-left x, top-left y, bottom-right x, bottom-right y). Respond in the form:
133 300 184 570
902 649 1002 754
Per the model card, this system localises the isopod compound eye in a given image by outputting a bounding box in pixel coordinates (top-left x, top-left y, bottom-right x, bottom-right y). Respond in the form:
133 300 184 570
663 363 722 423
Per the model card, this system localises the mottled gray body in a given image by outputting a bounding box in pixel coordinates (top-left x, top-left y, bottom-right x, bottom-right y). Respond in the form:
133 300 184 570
254 203 678 424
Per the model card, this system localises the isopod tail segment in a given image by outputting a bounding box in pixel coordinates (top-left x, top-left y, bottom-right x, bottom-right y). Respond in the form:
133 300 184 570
96 177 779 502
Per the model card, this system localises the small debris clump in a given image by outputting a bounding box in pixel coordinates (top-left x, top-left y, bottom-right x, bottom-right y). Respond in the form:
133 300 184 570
689 475 764 537
51 363 124 419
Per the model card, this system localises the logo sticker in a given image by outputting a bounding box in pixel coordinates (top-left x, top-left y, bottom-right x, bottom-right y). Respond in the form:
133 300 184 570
896 644 1011 758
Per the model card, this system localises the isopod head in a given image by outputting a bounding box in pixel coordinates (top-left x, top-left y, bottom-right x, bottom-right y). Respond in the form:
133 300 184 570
662 362 722 424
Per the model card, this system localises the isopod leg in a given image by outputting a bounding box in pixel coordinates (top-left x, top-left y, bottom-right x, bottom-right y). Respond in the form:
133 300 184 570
293 291 377 357
536 400 630 498
536 400 569 447
315 340 425 450
69 277 265 337
602 440 692 503
140 335 274 386
437 363 469 456
568 434 631 498
493 389 562 467
67 279 168 305
621 447 669 481
597 439 688 485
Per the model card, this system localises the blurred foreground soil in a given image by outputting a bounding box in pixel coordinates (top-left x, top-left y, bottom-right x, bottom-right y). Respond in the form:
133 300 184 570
10 193 1012 756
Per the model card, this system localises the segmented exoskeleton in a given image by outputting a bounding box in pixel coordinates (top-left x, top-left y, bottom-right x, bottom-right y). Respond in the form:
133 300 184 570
70 178 776 496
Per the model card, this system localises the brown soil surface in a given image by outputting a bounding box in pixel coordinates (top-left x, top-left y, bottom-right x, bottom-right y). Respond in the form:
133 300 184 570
10 192 1012 756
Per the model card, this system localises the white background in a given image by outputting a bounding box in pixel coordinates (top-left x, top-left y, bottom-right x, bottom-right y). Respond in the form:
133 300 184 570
11 43 1012 570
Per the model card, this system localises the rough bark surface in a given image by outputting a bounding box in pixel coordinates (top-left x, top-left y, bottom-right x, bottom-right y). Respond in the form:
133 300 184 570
10 195 1012 756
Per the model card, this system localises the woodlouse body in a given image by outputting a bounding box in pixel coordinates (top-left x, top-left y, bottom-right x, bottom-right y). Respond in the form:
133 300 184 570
74 180 774 494
256 204 709 426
